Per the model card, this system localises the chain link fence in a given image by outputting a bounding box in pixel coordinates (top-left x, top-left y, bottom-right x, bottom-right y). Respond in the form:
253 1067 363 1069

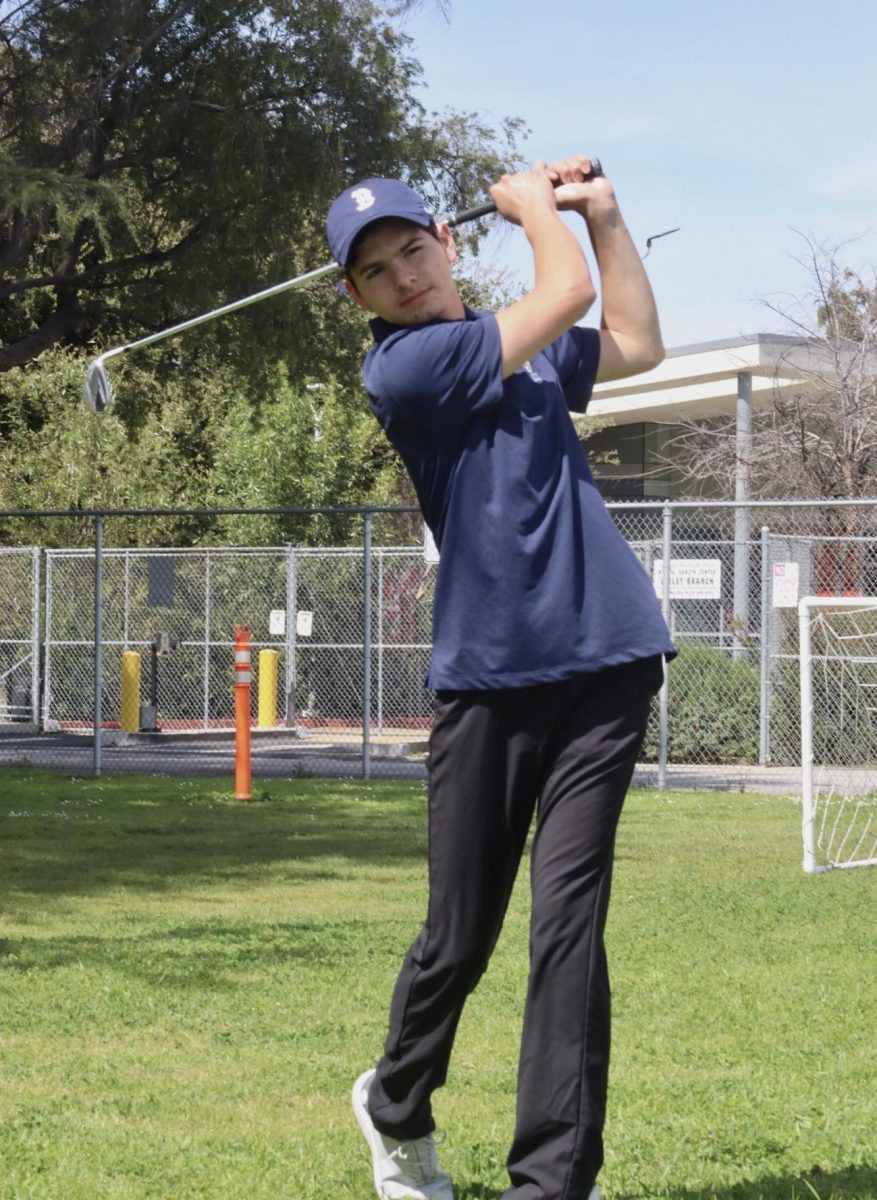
2 501 876 794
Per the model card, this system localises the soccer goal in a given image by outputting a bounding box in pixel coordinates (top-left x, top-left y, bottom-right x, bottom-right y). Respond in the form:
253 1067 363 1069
798 596 877 873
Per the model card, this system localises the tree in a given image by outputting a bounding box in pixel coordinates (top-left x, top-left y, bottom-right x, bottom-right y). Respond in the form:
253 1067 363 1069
204 366 411 545
666 236 877 503
0 346 411 545
0 0 524 520
0 0 522 388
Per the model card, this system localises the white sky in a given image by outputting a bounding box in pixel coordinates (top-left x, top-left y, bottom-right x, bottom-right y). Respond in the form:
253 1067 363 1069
397 0 877 348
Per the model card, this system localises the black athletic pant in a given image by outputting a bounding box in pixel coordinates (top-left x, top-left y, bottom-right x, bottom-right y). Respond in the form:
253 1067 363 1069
367 656 663 1200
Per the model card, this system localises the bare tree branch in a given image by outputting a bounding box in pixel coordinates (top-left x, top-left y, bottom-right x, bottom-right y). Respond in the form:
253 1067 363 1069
664 235 877 503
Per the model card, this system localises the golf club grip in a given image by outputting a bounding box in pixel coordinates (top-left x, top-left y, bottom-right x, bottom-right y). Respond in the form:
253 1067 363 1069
448 159 603 228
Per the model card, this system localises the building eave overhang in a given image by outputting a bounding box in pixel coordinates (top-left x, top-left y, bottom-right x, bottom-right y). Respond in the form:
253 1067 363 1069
588 333 830 424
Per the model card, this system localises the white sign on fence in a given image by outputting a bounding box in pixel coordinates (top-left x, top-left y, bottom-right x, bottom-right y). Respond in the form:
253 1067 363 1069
771 561 800 608
269 609 286 636
652 558 722 600
296 611 314 637
423 524 440 564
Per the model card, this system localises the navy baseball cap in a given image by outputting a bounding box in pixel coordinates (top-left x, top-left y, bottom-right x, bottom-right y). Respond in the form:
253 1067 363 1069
326 178 435 269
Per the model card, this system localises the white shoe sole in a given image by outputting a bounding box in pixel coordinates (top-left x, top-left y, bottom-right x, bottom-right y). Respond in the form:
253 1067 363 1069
352 1069 388 1198
351 1069 453 1200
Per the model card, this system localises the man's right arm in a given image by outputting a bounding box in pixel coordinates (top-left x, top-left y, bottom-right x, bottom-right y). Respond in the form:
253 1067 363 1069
491 162 596 379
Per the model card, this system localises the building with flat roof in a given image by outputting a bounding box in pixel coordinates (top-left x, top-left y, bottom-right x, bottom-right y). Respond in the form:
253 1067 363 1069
586 333 821 499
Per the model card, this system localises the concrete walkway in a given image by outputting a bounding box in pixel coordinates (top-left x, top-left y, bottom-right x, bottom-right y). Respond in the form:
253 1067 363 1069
4 725 876 796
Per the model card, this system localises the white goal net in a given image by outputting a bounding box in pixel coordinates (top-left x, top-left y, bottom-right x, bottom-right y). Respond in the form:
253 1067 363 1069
798 596 877 873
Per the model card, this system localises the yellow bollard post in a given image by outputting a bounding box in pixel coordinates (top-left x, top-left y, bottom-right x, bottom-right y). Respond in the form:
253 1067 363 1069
258 649 278 728
120 651 141 732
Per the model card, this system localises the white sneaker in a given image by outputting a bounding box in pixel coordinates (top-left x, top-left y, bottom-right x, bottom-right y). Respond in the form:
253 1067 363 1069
352 1069 454 1200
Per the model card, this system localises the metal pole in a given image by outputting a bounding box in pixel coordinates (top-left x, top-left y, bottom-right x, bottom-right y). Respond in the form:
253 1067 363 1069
285 545 297 726
363 512 373 780
94 513 104 776
203 551 211 729
377 550 384 736
30 548 40 726
733 372 752 658
658 504 672 789
759 526 771 765
123 548 131 650
42 553 54 731
798 598 819 873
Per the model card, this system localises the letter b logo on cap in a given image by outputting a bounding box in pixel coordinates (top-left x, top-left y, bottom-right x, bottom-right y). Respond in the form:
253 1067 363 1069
351 187 376 212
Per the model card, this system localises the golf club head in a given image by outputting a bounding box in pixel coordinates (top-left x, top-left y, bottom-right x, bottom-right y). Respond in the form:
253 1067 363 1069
84 359 112 414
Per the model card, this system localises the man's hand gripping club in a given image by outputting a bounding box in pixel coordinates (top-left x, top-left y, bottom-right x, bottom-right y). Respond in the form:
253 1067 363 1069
488 158 599 380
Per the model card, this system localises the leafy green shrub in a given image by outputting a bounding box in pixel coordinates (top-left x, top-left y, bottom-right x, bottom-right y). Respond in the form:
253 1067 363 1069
642 641 760 764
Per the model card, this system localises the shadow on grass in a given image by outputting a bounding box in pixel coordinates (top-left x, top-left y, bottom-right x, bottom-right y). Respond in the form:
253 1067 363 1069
637 1164 876 1200
454 1164 876 1200
0 914 412 986
0 767 429 901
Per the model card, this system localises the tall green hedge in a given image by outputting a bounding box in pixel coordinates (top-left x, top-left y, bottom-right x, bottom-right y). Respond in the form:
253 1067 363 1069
642 641 760 765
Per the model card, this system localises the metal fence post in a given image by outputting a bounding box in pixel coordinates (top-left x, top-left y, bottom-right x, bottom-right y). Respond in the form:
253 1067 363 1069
123 547 131 651
284 544 297 726
363 511 373 779
377 549 384 736
93 512 104 776
733 374 753 658
30 548 40 726
659 503 672 789
203 550 212 729
759 525 771 765
42 552 53 731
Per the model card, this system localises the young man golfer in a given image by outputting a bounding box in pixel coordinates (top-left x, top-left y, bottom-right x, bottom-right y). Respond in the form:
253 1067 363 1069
325 155 675 1200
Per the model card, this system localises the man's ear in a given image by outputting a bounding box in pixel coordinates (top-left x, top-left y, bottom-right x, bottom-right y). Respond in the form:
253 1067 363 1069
340 274 371 311
437 221 458 265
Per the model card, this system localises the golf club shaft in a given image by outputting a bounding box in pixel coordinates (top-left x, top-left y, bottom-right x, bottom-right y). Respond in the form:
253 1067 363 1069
95 262 339 369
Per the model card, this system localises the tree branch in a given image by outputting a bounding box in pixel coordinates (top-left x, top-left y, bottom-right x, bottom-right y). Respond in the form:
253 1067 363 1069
97 0 205 94
0 300 89 371
0 236 201 301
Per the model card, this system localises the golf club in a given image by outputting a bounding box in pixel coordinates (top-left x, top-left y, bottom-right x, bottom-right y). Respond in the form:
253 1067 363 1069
446 157 603 226
83 159 604 414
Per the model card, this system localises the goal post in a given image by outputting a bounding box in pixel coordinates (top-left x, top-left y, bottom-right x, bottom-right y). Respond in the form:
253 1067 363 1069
798 596 877 874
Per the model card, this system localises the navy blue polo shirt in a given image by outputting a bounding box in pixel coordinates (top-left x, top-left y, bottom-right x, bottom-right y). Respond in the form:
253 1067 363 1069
364 306 675 690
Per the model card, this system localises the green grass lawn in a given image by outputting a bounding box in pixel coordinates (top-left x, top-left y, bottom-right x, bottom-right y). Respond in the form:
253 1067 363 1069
1 768 875 1200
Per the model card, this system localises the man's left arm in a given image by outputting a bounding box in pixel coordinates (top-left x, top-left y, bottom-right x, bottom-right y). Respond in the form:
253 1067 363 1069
587 197 665 382
550 156 665 382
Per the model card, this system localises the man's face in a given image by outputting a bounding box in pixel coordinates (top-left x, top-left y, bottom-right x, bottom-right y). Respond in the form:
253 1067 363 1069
344 219 465 325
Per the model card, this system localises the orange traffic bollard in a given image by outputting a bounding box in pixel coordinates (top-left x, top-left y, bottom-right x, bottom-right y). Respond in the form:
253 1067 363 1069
234 625 252 801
